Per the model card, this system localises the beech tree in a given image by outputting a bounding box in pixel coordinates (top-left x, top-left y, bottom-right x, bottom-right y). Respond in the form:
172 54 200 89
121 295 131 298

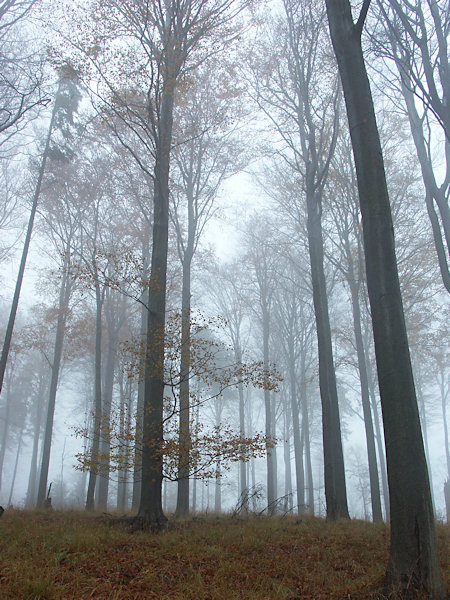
325 1 446 597
248 0 349 519
371 0 450 294
170 60 246 516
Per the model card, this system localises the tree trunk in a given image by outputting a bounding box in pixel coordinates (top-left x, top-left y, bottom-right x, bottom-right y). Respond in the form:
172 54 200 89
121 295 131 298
262 307 276 512
0 369 12 493
0 95 58 396
306 185 349 520
289 354 305 514
85 283 103 511
175 253 192 517
348 278 382 521
236 346 247 510
26 375 46 507
325 3 446 596
37 255 71 508
301 393 314 514
215 460 221 513
7 425 23 506
136 81 175 529
96 324 116 511
365 329 390 520
282 395 293 512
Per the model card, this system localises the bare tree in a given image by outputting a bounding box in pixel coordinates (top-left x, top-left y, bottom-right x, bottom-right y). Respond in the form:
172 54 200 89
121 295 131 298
248 0 349 519
170 60 247 516
0 0 48 147
371 1 450 293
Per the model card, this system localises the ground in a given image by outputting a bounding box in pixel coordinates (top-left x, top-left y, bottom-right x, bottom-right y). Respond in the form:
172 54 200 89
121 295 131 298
0 510 448 599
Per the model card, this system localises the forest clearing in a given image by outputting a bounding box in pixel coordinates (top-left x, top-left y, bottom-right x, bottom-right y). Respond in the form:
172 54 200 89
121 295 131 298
0 511 448 600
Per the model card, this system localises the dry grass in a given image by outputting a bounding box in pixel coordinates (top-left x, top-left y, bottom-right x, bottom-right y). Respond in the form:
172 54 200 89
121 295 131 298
0 510 448 599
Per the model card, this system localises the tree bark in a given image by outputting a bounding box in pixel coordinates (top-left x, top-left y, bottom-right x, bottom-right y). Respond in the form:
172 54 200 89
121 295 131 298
175 252 192 517
348 277 382 521
37 253 71 508
26 375 46 507
85 282 103 511
136 80 175 529
325 2 446 596
262 305 277 512
96 318 117 511
306 186 349 520
289 350 305 514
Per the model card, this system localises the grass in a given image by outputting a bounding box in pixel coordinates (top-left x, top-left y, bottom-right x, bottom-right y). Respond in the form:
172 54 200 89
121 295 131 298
0 510 448 599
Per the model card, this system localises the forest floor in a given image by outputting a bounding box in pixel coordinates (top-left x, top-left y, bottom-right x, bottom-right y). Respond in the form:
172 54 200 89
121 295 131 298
0 510 448 600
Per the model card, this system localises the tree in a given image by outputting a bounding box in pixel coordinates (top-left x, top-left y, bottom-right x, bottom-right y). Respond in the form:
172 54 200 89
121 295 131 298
248 0 349 519
325 1 446 597
170 60 247 516
0 0 48 148
371 0 450 294
0 69 80 398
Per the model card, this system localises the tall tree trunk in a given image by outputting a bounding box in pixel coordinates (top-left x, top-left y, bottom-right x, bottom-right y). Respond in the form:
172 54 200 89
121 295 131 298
0 96 58 396
325 3 446 596
137 81 175 529
348 278 382 521
214 459 221 513
96 326 116 511
365 328 390 520
26 376 46 507
85 283 103 511
37 256 71 508
236 346 247 510
301 392 314 514
306 185 349 520
262 307 276 511
7 425 23 506
175 252 192 517
289 355 305 514
132 239 150 511
283 395 293 512
0 369 12 493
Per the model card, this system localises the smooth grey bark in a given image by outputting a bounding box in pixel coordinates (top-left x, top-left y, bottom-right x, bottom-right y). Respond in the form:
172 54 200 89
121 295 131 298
237 374 247 507
96 328 115 511
37 252 72 508
282 394 293 512
175 250 193 517
97 287 125 511
7 424 23 506
26 373 46 507
136 80 174 528
263 0 349 520
0 366 13 492
117 370 133 512
262 305 277 511
325 1 445 596
85 282 104 511
289 353 304 513
306 188 349 520
327 154 383 520
364 326 390 520
132 243 149 512
348 272 382 520
301 387 314 514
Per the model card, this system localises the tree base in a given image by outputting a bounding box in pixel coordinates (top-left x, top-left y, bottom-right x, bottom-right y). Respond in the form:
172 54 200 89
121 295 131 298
131 511 168 533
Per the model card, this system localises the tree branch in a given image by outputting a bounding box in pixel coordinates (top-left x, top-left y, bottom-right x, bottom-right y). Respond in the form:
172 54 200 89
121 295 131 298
355 0 371 37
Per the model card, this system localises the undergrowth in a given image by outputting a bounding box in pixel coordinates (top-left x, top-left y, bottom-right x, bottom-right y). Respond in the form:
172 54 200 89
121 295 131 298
0 510 448 599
